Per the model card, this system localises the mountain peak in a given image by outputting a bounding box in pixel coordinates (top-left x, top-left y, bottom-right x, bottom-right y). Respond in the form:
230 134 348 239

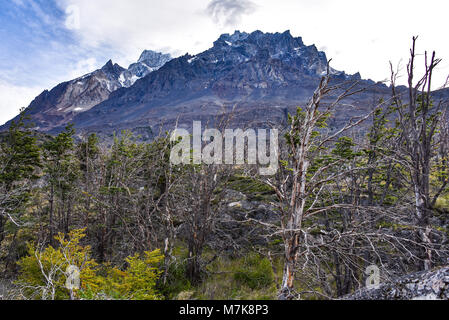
137 50 172 68
217 30 249 44
101 59 125 78
214 30 304 50
103 59 113 67
124 50 172 80
205 30 320 72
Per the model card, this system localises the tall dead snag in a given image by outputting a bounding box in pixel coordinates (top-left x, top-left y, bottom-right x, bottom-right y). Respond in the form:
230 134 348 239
390 37 449 271
264 66 377 300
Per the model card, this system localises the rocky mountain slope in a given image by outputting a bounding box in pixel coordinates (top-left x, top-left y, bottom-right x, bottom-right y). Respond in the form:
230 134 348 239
1 50 172 132
4 30 441 138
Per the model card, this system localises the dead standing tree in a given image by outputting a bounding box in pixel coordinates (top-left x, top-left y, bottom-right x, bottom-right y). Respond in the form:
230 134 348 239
390 37 449 271
262 65 382 300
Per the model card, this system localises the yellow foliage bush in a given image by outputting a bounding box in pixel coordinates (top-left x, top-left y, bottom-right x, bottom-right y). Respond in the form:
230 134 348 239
16 229 163 300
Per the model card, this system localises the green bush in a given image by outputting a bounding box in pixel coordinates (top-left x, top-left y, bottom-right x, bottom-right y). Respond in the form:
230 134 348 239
233 254 274 290
157 260 191 299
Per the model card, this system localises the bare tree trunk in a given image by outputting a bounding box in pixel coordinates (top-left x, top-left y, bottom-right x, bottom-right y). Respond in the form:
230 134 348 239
0 216 5 245
49 185 54 247
390 37 448 271
278 239 298 300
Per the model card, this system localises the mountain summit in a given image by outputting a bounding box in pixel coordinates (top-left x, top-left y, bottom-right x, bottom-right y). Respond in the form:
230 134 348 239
122 50 173 86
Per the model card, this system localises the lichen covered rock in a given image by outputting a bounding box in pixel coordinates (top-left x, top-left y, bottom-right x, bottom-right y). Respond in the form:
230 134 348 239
343 266 449 300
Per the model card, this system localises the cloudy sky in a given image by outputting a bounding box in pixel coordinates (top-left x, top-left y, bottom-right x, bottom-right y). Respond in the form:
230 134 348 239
1 0 448 124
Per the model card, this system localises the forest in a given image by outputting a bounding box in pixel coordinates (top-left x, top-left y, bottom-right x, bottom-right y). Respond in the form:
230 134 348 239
0 39 448 300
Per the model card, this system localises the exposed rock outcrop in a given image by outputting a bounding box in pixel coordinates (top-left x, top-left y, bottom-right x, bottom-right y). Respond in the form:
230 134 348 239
343 266 449 300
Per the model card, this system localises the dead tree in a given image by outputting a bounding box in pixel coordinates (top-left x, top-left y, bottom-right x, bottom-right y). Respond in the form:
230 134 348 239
261 66 379 300
390 37 449 271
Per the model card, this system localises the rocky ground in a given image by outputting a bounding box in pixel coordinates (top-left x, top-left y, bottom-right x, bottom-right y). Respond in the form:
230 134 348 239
342 266 449 300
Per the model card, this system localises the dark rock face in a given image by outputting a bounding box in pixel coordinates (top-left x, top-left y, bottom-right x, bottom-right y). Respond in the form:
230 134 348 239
342 266 449 300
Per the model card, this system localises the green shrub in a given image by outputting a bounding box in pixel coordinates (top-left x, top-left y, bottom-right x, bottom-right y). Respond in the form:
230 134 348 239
233 254 274 290
157 260 191 299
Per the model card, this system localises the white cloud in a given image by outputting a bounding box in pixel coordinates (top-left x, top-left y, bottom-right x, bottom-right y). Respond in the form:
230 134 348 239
52 0 449 87
55 0 223 66
0 82 42 125
236 0 449 87
68 57 98 79
207 0 257 27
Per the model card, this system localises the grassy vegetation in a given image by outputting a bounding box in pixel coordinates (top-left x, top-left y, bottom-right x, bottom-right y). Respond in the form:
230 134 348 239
157 243 280 300
187 254 278 300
